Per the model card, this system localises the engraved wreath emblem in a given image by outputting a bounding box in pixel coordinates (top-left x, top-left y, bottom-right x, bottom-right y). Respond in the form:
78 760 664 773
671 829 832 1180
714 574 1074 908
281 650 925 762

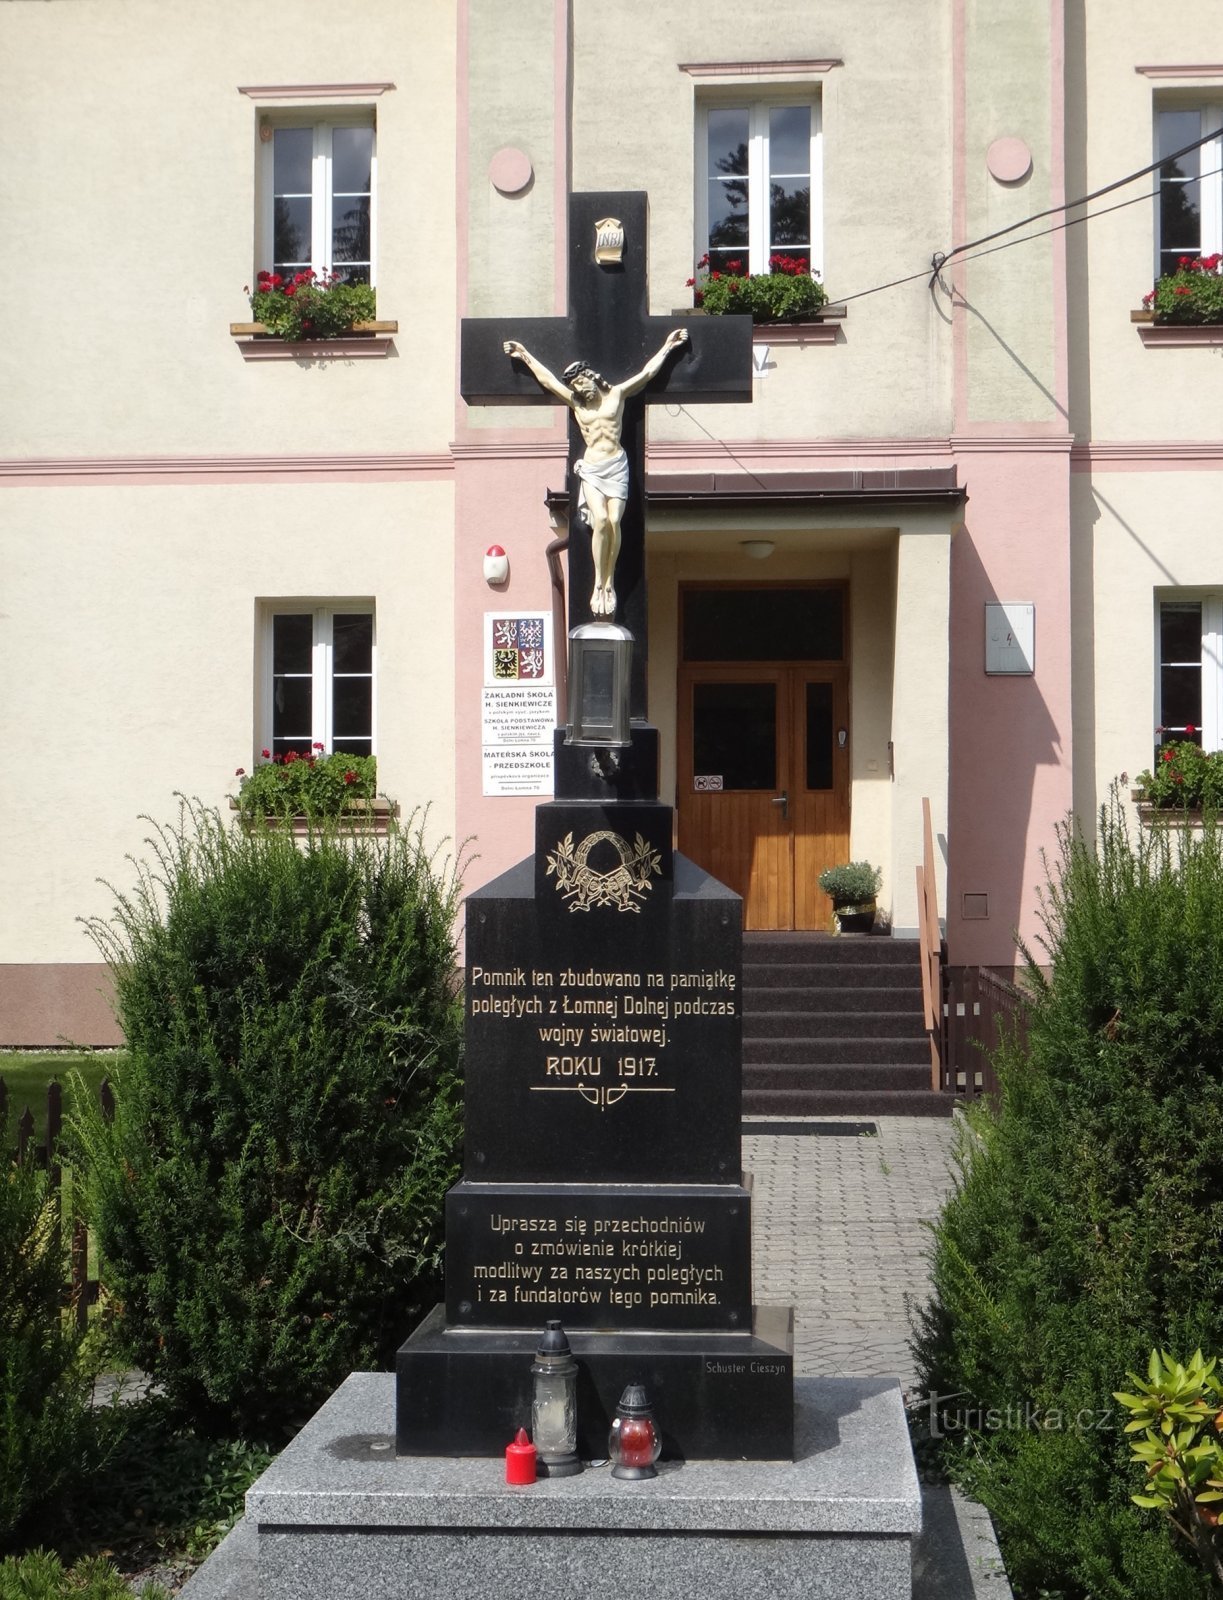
545 829 662 913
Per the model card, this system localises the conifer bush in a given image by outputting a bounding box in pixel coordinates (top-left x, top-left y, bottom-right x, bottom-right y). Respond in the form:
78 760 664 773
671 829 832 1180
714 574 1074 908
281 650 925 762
0 1130 91 1548
76 801 464 1436
0 1550 170 1600
913 796 1223 1599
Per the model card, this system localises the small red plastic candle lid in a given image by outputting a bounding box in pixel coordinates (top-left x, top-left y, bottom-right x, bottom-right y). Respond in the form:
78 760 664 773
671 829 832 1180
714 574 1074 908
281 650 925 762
505 1427 537 1484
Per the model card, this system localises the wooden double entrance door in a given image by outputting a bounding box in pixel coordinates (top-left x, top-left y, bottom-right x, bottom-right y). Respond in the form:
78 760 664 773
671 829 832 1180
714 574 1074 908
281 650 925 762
677 659 850 931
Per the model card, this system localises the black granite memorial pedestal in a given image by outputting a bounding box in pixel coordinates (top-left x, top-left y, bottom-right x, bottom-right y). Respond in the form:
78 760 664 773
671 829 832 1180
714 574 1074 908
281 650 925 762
397 731 794 1460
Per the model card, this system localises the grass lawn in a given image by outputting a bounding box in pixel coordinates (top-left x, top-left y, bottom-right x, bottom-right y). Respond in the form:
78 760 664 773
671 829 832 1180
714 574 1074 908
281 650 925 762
1 1051 120 1147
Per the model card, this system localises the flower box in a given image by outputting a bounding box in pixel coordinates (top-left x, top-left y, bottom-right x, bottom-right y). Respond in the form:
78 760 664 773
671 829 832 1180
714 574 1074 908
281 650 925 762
1130 310 1223 348
1136 254 1223 335
228 795 399 836
1132 739 1223 818
229 320 398 337
684 253 830 325
672 304 845 347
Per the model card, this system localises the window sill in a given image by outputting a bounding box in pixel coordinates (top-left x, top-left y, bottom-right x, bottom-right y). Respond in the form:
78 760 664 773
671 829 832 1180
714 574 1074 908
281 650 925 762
1130 309 1223 346
230 320 398 361
228 796 399 835
671 304 846 345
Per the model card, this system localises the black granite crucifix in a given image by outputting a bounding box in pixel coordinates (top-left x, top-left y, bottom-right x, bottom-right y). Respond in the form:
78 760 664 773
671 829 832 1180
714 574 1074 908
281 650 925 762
460 190 752 721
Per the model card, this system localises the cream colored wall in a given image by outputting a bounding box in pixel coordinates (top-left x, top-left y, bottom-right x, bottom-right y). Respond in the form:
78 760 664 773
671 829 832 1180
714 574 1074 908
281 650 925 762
849 545 896 904
892 527 951 933
465 0 558 321
0 481 455 964
961 0 1059 425
460 0 567 439
0 0 456 458
1072 4 1223 438
1085 471 1222 824
562 0 954 442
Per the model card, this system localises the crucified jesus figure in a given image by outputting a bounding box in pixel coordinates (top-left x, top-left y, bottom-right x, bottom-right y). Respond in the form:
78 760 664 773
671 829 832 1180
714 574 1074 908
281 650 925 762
503 328 689 620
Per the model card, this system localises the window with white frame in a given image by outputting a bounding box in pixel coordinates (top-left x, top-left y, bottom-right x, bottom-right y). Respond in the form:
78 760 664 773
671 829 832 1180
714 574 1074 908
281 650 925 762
263 119 375 283
1156 107 1222 277
1156 597 1223 751
696 98 822 277
264 606 375 759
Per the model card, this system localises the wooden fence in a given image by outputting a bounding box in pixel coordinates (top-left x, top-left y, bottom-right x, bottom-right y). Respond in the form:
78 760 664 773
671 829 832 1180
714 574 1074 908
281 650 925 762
2 1075 111 1328
940 966 1030 1102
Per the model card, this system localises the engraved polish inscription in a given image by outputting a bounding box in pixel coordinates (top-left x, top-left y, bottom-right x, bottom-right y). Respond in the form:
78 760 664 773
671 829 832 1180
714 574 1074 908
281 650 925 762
446 1188 752 1332
468 962 737 1112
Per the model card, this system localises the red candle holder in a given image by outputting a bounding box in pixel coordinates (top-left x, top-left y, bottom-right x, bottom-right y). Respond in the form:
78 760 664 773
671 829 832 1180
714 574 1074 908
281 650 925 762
505 1427 537 1485
608 1383 662 1480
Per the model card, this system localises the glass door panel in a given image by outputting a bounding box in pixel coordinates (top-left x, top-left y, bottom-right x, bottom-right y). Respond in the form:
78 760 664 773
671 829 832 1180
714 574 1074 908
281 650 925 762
692 681 777 790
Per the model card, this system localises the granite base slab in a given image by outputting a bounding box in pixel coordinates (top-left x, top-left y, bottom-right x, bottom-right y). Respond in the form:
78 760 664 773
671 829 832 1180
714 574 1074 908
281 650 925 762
204 1369 921 1600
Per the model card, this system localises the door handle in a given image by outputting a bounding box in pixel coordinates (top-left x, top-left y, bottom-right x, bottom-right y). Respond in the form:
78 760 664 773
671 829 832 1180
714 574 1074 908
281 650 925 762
771 791 789 821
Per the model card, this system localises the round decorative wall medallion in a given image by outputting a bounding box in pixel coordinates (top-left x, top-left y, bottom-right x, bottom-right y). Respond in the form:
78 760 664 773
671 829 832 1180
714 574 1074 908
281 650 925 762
489 147 533 195
986 137 1032 184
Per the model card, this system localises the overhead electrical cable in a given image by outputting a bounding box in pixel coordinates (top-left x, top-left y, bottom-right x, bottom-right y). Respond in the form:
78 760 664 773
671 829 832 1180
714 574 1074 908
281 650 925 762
818 125 1223 309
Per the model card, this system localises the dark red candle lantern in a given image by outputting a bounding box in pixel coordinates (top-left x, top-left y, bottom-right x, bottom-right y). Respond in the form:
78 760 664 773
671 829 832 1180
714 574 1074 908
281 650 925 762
608 1383 662 1480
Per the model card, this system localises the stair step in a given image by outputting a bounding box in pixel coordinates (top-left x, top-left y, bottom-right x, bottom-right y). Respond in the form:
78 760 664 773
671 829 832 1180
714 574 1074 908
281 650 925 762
743 986 924 1015
742 962 922 991
743 1086 952 1118
743 934 920 966
743 1036 930 1066
743 1062 932 1092
743 1010 925 1039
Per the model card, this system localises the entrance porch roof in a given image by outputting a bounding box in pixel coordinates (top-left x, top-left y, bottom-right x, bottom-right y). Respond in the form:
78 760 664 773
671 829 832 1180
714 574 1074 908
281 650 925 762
545 467 965 516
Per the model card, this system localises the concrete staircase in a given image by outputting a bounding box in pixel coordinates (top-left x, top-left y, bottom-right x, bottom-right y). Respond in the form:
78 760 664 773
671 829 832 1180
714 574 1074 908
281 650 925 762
741 932 951 1118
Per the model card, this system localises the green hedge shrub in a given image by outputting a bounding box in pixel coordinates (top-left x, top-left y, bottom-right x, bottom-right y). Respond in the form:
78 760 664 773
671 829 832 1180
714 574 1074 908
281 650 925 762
77 801 464 1436
912 797 1223 1599
0 1134 91 1550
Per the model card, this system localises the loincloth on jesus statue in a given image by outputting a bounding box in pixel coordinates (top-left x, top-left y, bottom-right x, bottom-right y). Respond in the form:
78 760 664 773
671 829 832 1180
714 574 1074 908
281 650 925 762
573 448 630 524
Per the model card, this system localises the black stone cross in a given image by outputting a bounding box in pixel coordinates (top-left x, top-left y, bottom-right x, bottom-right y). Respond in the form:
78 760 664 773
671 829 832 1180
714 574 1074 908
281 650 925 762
460 190 752 720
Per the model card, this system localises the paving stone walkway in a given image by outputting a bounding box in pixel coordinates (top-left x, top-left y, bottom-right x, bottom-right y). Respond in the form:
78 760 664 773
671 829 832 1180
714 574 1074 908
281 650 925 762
745 1114 960 1390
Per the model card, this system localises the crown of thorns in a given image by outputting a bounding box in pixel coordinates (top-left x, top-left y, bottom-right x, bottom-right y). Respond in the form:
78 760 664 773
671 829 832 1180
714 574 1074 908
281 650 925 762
562 361 607 388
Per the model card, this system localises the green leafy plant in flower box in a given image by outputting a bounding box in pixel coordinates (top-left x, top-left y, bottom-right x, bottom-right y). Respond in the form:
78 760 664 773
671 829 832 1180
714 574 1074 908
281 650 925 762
233 747 378 822
1134 739 1223 810
689 253 828 323
247 270 377 340
1142 255 1223 324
